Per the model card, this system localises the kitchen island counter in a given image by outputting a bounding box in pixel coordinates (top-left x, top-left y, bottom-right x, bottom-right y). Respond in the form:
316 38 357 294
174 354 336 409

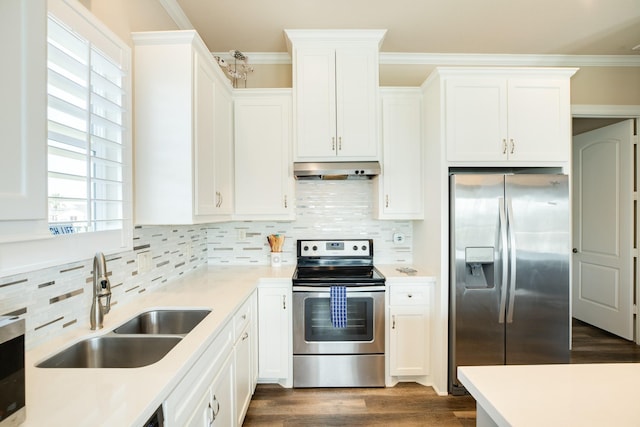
459 363 640 427
25 265 293 427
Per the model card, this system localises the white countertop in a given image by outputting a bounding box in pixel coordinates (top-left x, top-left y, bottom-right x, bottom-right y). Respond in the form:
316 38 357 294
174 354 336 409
459 363 640 427
24 263 430 426
25 265 293 427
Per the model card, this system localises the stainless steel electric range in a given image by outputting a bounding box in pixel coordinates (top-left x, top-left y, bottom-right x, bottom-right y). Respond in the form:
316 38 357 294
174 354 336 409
292 239 386 388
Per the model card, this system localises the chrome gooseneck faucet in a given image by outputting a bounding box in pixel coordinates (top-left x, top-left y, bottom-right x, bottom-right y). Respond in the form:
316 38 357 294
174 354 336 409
90 252 112 330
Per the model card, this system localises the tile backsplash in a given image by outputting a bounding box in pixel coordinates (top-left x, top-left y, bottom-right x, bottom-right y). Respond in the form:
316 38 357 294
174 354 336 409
0 179 413 350
0 225 207 349
207 180 413 266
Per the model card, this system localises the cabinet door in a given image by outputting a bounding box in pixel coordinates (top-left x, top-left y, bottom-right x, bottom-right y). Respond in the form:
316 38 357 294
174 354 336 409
211 353 234 427
257 286 291 380
184 389 211 427
378 90 423 219
445 77 508 162
335 47 379 159
507 78 570 162
213 82 234 216
194 52 217 217
234 92 293 219
389 306 429 376
295 48 336 158
235 324 252 425
0 0 47 233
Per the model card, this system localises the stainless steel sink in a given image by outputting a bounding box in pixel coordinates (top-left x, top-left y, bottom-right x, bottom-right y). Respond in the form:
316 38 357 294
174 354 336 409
36 336 182 368
113 309 211 335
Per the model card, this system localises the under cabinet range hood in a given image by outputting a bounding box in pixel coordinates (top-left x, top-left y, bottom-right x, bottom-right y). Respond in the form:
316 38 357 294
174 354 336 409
293 161 381 180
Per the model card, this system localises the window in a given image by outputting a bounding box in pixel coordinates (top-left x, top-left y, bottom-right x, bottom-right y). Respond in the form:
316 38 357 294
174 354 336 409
46 4 128 236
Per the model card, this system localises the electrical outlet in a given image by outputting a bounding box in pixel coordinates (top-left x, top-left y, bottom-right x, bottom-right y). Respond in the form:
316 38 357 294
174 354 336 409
237 229 247 241
392 232 405 245
185 244 193 259
137 252 152 273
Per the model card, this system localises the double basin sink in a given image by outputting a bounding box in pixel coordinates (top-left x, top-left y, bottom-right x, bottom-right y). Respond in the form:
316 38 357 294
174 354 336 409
37 309 211 369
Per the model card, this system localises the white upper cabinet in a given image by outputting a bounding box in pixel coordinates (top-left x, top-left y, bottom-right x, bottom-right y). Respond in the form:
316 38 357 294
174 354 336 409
0 0 48 241
441 68 577 164
285 30 386 161
234 90 294 220
376 88 423 220
133 31 234 224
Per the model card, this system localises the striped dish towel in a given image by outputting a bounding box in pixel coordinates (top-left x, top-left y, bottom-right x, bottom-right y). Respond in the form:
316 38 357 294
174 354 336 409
330 286 347 328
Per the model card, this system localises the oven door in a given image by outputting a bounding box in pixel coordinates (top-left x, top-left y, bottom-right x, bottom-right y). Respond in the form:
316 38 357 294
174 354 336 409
292 286 385 355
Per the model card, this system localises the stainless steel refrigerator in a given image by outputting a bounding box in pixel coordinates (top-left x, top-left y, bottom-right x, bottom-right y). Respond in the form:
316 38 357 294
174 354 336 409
449 173 570 395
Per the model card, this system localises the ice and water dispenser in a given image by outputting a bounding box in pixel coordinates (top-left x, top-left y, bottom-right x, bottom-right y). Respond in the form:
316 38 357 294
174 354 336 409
464 247 495 288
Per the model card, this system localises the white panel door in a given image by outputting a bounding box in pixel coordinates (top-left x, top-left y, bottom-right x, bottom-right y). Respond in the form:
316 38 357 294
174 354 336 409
572 120 635 340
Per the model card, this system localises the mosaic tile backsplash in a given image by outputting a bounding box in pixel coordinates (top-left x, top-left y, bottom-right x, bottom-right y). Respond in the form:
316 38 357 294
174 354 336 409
0 179 412 350
207 180 413 266
0 225 208 349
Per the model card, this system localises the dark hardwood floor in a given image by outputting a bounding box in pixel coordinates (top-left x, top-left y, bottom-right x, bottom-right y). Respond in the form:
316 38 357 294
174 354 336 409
243 319 640 426
243 382 476 427
570 318 640 363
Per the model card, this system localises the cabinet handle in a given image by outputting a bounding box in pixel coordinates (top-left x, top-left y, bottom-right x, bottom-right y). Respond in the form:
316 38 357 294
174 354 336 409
502 139 507 154
392 315 396 330
407 294 413 298
212 395 220 419
207 402 214 426
284 195 288 208
338 136 342 151
242 332 249 341
385 195 389 208
332 137 336 151
510 138 515 154
282 295 286 310
242 314 247 320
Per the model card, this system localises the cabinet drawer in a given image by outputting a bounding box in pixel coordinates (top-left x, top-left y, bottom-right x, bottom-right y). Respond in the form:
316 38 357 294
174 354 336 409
389 285 430 306
234 297 252 340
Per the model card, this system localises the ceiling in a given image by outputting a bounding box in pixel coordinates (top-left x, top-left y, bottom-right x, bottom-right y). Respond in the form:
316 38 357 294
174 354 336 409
174 0 640 56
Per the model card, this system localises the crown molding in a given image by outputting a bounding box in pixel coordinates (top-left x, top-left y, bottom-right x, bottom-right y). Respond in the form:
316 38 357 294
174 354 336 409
211 51 640 67
158 0 194 29
380 53 640 67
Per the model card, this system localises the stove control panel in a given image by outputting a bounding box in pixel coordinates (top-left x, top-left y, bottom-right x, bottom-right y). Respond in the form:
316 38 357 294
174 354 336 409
298 239 372 257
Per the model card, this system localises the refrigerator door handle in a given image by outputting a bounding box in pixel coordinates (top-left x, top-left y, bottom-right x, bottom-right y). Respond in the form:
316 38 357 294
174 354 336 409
498 197 509 324
506 197 517 323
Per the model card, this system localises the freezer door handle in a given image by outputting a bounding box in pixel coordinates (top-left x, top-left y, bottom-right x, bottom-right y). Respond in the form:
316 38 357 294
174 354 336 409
506 197 517 323
498 197 509 324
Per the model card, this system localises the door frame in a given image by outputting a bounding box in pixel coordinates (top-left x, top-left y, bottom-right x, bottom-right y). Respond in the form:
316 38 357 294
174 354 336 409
572 104 640 343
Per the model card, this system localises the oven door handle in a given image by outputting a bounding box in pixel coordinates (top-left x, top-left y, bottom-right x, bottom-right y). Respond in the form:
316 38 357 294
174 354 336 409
292 285 385 293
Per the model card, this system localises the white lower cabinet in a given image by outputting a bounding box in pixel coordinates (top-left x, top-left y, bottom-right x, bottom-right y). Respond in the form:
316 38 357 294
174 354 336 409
257 282 292 387
165 292 258 427
234 292 256 425
387 280 434 383
185 351 234 427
